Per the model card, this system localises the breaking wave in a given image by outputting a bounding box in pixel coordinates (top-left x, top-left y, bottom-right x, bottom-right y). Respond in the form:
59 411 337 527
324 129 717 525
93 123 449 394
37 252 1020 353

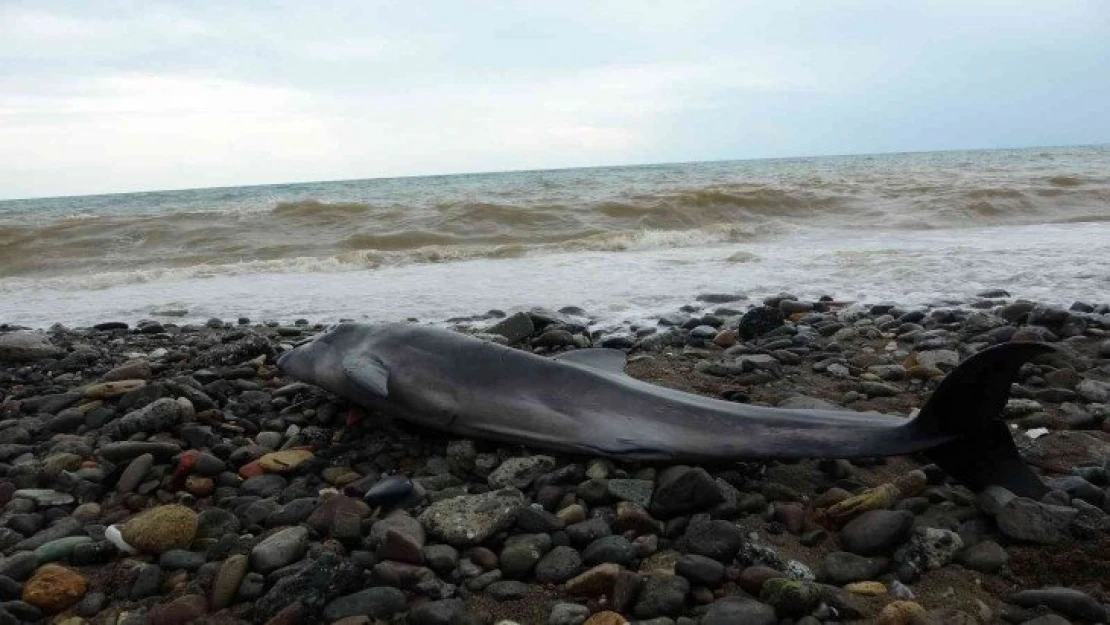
1 145 1107 286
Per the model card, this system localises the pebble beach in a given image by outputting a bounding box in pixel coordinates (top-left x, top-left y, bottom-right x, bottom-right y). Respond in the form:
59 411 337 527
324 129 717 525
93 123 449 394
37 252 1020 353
1 290 1108 625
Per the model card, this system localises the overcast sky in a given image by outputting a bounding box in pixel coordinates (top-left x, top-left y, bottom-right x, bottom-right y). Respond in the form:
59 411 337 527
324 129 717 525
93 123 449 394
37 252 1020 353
2 1 1108 199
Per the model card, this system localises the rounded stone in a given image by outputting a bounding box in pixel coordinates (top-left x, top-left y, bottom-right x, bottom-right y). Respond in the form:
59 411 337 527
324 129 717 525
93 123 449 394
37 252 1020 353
486 580 531 601
548 602 591 625
250 526 309 573
210 555 249 610
582 536 636 567
702 596 776 625
257 449 314 473
22 564 87 613
34 536 93 563
323 587 406 621
534 546 583 584
838 510 914 556
759 578 821 618
876 600 928 625
120 505 199 554
956 540 1008 574
818 551 884 585
583 611 629 625
675 554 725 588
148 594 207 625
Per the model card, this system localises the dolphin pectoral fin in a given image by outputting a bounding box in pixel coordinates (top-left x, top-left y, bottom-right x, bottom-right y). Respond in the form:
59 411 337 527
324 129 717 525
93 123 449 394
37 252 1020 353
551 348 628 373
342 354 390 397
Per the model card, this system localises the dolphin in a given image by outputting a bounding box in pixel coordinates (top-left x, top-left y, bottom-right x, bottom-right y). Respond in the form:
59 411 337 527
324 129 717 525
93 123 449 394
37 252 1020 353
277 322 1052 498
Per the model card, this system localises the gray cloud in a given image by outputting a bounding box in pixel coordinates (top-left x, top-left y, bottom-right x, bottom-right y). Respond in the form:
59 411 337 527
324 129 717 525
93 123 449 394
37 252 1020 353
2 1 1108 198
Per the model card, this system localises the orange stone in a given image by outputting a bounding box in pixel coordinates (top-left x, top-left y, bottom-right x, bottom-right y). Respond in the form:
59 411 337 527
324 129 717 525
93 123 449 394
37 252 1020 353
22 564 87 613
583 612 629 625
845 581 887 596
83 379 147 399
238 460 265 479
712 329 737 348
257 449 314 473
185 475 215 497
566 563 622 597
876 600 929 625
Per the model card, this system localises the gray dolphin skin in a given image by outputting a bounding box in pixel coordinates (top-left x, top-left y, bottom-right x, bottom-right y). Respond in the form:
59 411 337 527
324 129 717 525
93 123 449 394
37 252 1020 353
277 322 1052 498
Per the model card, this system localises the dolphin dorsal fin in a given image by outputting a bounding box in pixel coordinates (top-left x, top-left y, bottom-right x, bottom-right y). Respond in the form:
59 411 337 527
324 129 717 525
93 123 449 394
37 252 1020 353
342 354 390 397
551 348 628 374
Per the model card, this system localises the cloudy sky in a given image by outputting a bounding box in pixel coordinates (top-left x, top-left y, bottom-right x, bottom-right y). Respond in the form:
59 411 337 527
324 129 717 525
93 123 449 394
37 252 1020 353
2 1 1108 198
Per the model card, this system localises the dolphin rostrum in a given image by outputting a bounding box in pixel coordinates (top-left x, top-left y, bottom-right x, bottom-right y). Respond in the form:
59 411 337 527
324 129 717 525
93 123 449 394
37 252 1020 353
277 322 1052 498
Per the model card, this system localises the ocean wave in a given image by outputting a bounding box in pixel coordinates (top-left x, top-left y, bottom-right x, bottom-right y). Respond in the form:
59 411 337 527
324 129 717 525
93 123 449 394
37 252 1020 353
2 151 1108 281
0 223 773 291
1047 175 1083 187
271 199 377 217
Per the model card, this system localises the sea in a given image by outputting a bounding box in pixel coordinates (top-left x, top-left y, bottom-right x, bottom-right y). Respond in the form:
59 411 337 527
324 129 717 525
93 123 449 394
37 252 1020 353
1 145 1108 330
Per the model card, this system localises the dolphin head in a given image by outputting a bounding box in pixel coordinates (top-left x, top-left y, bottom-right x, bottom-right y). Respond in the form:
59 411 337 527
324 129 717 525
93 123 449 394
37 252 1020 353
277 322 380 395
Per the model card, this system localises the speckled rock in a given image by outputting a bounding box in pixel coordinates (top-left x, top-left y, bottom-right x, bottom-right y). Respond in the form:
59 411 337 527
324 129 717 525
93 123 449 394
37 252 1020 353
119 505 198 554
22 564 87 613
419 488 525 546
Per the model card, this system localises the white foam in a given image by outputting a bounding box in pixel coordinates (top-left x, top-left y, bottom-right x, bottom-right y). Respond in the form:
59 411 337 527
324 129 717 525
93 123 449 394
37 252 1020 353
1 221 1106 329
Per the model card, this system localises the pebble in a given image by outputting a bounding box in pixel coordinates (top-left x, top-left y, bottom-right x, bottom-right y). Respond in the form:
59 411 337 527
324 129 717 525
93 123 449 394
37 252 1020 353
129 563 162 600
2 301 1107 624
500 533 551 578
419 488 526 546
606 479 654 508
148 594 207 625
702 596 776 625
650 466 722 517
21 564 87 613
158 549 205 571
241 474 288 497
876 600 928 625
632 573 689 619
363 475 416 507
759 578 822 618
322 587 406 620
210 555 249 610
818 551 884 584
845 581 887 596
116 453 154 493
675 553 725 587
407 598 470 625
898 526 963 574
956 539 1008 573
0 332 62 361
548 602 590 625
257 449 314 473
1010 587 1106 622
34 536 92 563
839 509 915 555
118 504 198 554
488 455 558 489
682 518 745 562
582 535 636 567
250 526 309 573
12 489 75 507
566 563 621 597
534 546 583 583
486 580 531 601
996 497 1078 544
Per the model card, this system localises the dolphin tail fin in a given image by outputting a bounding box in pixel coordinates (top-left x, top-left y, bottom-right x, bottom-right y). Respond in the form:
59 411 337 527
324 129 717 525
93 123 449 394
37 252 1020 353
911 342 1054 498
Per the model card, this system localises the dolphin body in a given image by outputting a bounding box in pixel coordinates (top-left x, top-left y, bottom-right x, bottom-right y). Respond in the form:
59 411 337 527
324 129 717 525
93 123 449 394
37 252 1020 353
277 322 1051 498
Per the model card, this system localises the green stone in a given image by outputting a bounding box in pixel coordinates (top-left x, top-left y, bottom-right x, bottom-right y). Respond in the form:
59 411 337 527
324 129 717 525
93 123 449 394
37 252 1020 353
34 536 93 563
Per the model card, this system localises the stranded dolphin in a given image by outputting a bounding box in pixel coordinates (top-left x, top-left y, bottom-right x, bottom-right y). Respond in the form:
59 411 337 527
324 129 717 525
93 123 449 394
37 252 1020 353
277 322 1051 498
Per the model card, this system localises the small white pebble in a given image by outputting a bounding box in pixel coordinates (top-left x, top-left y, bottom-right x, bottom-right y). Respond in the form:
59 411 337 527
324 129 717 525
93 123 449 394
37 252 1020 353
105 524 138 555
1025 427 1050 440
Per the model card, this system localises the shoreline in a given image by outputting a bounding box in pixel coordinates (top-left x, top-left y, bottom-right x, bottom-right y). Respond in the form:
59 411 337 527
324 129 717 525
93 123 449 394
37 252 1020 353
1 293 1108 624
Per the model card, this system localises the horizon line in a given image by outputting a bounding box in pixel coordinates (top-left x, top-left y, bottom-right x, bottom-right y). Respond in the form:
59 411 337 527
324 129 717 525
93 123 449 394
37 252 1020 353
2 141 1106 203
